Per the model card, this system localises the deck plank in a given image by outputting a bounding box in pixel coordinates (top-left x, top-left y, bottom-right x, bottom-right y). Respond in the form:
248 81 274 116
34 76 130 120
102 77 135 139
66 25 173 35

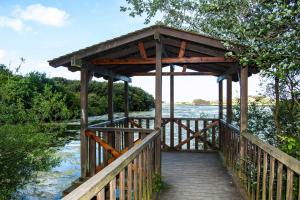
158 152 243 200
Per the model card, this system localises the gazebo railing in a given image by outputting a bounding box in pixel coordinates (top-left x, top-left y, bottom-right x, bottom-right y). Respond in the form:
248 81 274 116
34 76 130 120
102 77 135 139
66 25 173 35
86 126 154 173
220 119 300 200
63 129 161 200
129 117 219 151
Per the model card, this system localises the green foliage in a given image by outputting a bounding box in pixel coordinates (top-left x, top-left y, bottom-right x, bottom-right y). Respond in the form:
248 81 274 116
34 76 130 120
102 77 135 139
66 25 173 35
0 64 154 198
32 84 71 122
0 125 59 199
232 99 300 159
278 135 300 160
0 64 154 124
152 173 168 193
121 0 299 79
121 0 300 160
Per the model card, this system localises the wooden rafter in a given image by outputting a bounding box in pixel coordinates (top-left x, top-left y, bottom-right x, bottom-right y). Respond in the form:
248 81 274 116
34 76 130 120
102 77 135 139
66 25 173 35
178 41 187 58
91 57 236 65
178 41 187 72
138 42 148 59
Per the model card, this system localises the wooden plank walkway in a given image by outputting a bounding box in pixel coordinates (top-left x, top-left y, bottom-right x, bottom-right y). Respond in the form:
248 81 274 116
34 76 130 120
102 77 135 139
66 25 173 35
158 152 243 200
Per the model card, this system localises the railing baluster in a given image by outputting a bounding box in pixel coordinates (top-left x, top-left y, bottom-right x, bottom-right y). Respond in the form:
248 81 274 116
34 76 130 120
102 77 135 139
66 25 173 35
262 151 268 200
127 163 133 200
134 157 138 200
212 123 216 149
203 120 207 151
109 177 116 200
115 131 121 151
162 124 166 148
96 188 105 200
138 153 143 200
286 168 294 200
195 120 199 150
98 131 101 165
298 175 300 200
276 162 283 200
187 120 190 150
103 132 108 166
256 147 262 200
170 118 174 149
269 156 275 200
298 174 300 200
144 148 148 199
178 119 182 150
120 169 125 200
146 119 150 129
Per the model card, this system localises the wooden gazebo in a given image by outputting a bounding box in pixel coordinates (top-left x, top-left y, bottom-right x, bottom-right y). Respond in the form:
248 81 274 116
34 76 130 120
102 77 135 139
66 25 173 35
49 25 300 200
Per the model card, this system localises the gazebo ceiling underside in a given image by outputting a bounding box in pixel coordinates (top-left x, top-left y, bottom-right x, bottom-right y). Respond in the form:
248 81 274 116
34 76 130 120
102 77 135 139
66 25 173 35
49 25 258 82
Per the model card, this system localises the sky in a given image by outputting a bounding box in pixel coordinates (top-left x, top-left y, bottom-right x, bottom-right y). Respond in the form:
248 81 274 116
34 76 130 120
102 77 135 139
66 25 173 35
0 0 262 102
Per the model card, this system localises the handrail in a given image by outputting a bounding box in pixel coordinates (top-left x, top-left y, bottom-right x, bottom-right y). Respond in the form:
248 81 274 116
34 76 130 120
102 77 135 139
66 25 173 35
220 119 300 174
129 116 218 121
63 129 160 200
88 127 154 133
220 120 300 199
89 117 127 128
243 132 300 175
219 119 239 133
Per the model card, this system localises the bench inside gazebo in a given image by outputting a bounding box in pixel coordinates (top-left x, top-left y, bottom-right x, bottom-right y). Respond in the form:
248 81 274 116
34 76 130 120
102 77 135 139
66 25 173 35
49 25 300 200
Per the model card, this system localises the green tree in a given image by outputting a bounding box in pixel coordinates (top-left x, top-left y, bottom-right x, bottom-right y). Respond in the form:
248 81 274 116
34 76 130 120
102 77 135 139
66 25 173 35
121 0 300 158
0 125 59 199
32 84 71 122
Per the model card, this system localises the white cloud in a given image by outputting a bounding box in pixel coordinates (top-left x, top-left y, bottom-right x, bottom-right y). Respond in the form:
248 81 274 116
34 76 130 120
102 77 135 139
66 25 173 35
0 16 24 31
14 4 69 27
0 49 5 61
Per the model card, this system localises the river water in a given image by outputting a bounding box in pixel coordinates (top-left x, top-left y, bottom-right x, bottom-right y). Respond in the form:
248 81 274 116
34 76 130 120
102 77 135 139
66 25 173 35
19 105 219 199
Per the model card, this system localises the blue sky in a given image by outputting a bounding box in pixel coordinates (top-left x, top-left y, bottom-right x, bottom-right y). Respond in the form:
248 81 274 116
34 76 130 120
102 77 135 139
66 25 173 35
0 0 261 102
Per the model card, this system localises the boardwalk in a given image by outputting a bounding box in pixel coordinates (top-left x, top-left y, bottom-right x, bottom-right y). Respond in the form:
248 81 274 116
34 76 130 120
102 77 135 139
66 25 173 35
158 152 243 200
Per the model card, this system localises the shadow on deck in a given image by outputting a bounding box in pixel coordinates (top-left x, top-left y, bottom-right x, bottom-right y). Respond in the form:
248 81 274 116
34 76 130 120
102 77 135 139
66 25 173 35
159 152 243 200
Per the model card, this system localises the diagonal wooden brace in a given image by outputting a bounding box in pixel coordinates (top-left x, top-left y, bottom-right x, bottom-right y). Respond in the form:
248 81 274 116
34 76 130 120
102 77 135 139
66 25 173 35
174 121 219 149
85 131 121 158
129 119 142 128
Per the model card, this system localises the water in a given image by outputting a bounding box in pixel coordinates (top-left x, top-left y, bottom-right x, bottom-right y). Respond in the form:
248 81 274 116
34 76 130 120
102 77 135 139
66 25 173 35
19 105 218 199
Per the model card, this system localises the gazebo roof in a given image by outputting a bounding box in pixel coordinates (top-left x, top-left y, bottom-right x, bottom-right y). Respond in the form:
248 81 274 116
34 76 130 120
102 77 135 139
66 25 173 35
48 25 258 82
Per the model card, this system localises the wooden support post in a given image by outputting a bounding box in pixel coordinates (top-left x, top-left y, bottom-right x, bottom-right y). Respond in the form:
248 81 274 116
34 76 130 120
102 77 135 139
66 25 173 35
107 76 115 148
155 40 162 129
154 36 162 174
124 81 130 147
219 81 223 120
124 81 129 119
170 66 174 148
239 66 248 178
218 80 223 150
240 66 248 132
80 67 89 177
227 76 232 123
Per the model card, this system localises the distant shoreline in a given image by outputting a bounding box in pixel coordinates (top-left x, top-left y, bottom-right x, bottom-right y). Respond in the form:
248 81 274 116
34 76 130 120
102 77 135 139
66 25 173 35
162 103 272 106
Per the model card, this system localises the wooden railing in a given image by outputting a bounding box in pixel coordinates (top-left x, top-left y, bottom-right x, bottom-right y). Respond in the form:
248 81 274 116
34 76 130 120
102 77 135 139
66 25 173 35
87 126 154 173
220 120 300 200
129 117 219 151
63 129 161 200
